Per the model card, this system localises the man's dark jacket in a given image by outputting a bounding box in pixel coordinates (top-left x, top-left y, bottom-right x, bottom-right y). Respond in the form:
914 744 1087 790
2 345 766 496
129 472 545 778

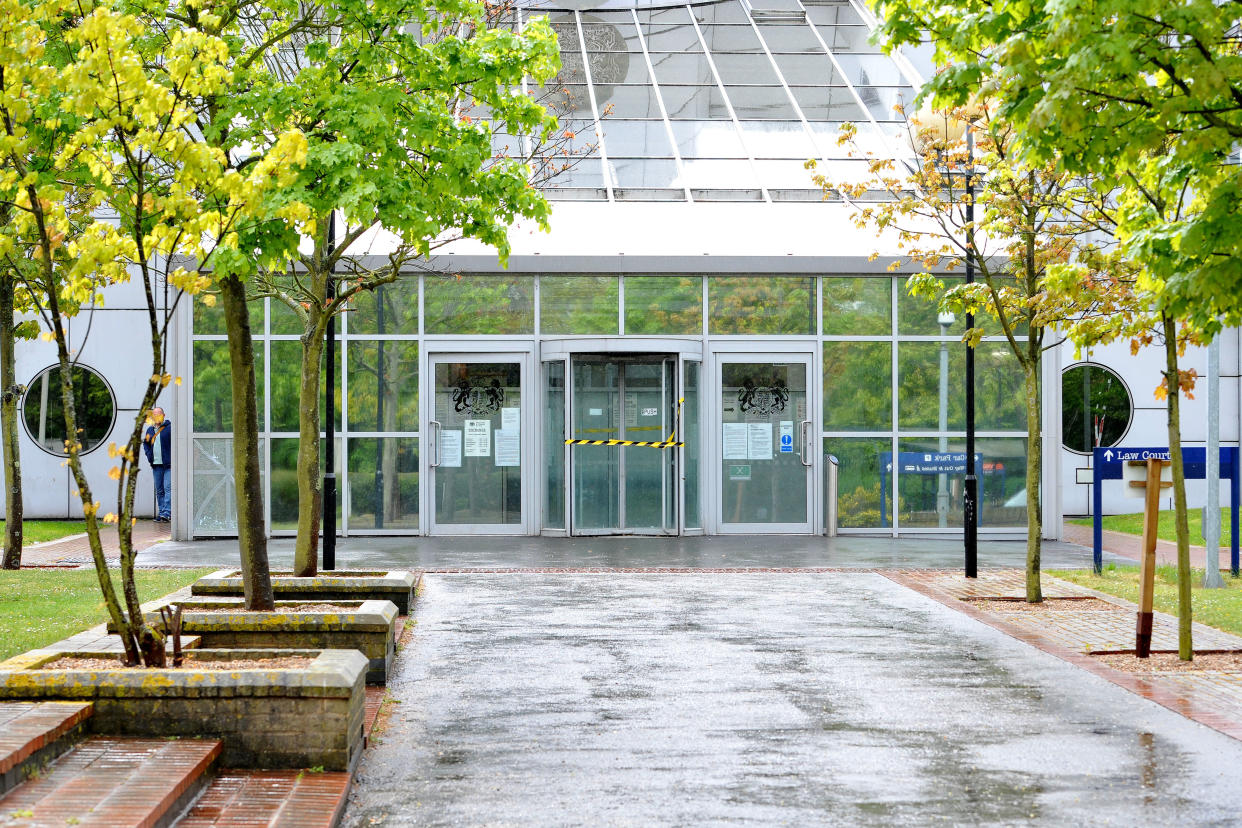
143 420 172 467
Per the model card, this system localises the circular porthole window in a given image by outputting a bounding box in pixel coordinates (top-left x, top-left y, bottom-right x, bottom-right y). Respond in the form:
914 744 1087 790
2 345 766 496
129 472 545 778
1061 363 1133 454
22 365 116 456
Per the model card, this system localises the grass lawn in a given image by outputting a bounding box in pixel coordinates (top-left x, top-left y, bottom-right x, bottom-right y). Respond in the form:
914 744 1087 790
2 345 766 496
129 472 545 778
1068 507 1235 548
0 568 213 661
0 520 89 545
1050 564 1242 637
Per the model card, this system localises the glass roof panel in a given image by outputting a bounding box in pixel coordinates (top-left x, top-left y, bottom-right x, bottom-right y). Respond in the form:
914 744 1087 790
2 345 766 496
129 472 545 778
659 85 732 119
670 121 747 158
610 157 680 187
599 119 677 156
535 155 606 188
789 87 866 122
690 1 749 24
635 6 691 27
737 120 815 158
678 158 760 189
814 22 881 53
697 25 765 53
751 159 821 188
833 54 908 86
648 52 718 86
753 24 826 53
531 118 600 155
596 84 665 118
806 121 894 157
711 53 782 86
857 87 914 122
805 4 866 27
640 11 704 51
771 52 844 85
725 86 798 119
579 15 643 52
529 83 594 118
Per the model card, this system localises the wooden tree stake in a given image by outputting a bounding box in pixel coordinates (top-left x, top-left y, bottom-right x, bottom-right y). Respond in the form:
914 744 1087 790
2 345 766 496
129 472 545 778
1135 458 1167 657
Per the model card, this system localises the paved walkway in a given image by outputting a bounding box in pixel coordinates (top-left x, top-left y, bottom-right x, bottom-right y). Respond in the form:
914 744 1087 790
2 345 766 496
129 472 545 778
1062 521 1235 569
342 573 1242 826
18 521 170 567
138 534 1119 571
894 570 1242 744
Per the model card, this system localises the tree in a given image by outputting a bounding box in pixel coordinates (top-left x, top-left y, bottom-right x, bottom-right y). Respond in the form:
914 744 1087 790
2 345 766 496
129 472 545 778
812 104 1116 602
869 0 1237 653
0 0 308 661
1046 170 1206 660
0 207 39 569
202 1 560 576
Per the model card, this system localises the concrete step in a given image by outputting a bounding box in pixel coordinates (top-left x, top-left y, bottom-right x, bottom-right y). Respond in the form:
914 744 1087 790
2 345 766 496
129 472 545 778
0 702 93 796
174 769 350 828
0 736 221 828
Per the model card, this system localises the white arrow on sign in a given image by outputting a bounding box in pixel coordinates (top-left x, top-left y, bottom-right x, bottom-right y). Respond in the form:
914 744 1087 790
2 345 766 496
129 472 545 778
1103 450 1114 462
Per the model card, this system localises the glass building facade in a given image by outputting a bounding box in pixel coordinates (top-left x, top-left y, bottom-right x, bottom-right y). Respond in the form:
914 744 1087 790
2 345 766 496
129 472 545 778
189 275 1029 537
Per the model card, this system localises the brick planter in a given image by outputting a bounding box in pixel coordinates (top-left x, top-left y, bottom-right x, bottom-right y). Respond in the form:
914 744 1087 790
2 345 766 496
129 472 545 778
128 599 399 684
0 650 367 770
191 569 421 614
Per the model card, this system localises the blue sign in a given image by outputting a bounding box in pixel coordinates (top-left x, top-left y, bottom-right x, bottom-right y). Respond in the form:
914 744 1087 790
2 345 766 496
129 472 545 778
1093 446 1209 480
881 451 983 474
1090 446 1239 576
779 433 794 453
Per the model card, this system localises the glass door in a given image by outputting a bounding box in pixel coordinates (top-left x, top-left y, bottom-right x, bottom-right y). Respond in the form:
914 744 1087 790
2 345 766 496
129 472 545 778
427 355 526 534
716 354 815 533
570 355 677 535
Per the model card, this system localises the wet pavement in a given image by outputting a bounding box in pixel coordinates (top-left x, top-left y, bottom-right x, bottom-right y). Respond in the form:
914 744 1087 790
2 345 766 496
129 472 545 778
138 534 1121 571
342 573 1242 826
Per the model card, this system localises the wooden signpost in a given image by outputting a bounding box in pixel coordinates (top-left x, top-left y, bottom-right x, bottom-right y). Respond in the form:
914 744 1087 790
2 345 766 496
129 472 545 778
1132 457 1171 658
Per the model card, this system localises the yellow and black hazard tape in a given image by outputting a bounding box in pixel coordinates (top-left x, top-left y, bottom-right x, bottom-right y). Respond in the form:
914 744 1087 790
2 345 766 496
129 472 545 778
565 438 684 449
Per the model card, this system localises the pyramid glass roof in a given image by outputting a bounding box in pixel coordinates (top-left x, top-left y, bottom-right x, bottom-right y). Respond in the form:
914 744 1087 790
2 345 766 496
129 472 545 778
508 0 921 201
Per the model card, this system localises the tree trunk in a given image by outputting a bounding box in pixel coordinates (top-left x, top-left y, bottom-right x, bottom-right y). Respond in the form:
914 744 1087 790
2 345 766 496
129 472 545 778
0 266 22 569
1022 341 1042 603
46 309 140 664
293 316 325 578
221 274 275 611
1162 314 1193 661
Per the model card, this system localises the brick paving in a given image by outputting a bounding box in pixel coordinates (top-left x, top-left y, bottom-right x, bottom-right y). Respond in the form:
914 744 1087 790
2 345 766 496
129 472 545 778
0 737 220 827
17 521 171 568
888 569 1242 743
175 770 351 828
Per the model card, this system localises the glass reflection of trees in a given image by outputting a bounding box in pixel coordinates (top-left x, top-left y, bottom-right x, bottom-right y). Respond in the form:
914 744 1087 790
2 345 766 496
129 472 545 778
23 365 115 455
1061 364 1132 453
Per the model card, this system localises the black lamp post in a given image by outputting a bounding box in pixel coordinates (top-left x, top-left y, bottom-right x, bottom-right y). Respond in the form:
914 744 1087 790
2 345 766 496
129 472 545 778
323 211 338 571
913 104 979 578
963 126 977 578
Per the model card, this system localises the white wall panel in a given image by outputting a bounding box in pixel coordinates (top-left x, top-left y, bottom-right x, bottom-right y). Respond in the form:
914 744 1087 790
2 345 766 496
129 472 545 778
70 310 168 411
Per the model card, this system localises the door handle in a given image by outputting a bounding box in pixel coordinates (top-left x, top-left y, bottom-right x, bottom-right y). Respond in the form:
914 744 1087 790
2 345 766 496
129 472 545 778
429 420 442 467
800 420 813 467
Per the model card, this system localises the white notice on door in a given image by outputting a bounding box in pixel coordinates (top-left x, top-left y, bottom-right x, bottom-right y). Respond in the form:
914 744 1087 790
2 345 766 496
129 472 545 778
723 422 748 459
501 407 521 433
463 419 490 457
440 430 462 468
494 430 520 466
748 423 773 460
625 393 638 427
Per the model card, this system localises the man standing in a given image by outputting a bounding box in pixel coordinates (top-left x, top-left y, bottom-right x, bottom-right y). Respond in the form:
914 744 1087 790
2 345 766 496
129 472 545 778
143 407 172 523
